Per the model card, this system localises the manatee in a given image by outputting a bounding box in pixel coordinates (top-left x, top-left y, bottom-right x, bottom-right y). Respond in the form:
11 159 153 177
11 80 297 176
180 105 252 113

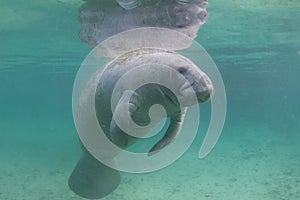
69 48 213 199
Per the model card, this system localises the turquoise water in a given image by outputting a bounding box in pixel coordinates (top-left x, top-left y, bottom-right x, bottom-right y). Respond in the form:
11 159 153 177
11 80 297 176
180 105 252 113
1 0 300 199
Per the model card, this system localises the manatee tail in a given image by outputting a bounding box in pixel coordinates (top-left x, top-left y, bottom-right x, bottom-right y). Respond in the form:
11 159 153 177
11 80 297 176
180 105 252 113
68 150 120 199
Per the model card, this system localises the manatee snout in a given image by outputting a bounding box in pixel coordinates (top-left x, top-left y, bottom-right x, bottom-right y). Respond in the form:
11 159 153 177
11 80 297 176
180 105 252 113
178 67 213 105
195 73 213 103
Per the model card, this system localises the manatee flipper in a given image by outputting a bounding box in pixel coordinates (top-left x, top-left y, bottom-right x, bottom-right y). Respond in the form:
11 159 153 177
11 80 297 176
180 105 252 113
68 146 120 199
109 119 129 147
109 90 142 147
148 108 187 156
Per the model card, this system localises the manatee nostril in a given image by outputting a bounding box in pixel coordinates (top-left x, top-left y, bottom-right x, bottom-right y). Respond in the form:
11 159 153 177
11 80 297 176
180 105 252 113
197 10 208 22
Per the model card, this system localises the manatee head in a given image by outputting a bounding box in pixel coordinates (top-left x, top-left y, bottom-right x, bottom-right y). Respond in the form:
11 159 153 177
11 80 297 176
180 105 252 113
174 62 213 106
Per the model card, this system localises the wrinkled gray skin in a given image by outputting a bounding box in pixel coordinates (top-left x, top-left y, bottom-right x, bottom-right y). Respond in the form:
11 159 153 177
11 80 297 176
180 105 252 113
79 0 209 46
69 1 210 199
95 49 213 155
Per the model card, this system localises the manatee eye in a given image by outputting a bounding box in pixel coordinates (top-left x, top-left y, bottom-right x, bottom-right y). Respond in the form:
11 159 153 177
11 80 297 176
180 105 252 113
178 67 187 74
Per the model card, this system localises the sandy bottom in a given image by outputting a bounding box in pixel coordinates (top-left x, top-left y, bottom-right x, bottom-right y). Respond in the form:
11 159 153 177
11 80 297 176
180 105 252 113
1 117 300 200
